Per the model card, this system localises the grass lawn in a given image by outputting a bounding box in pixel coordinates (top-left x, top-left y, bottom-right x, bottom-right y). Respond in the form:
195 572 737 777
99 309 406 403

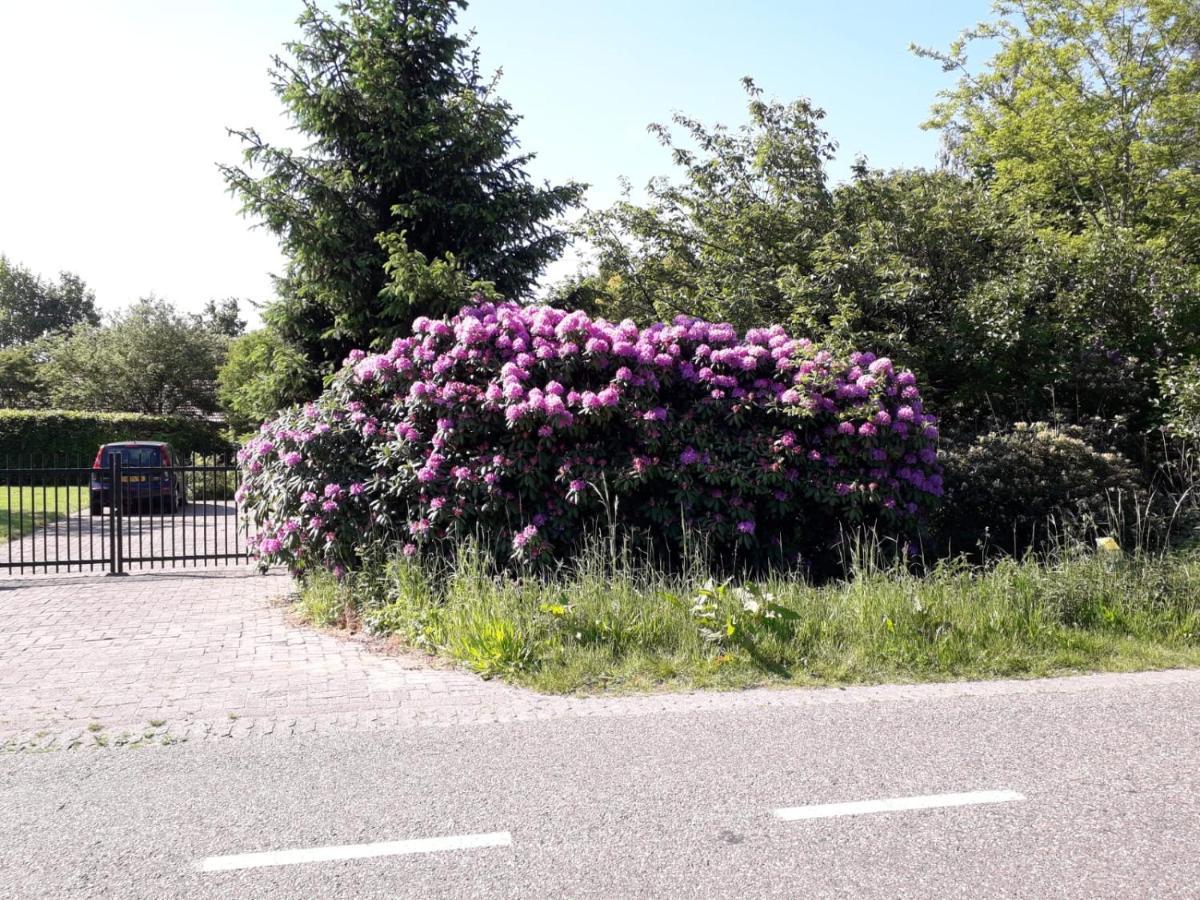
0 485 86 542
297 548 1200 695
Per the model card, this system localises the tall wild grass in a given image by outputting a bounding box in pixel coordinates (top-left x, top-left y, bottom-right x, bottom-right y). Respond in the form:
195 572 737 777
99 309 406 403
299 518 1200 693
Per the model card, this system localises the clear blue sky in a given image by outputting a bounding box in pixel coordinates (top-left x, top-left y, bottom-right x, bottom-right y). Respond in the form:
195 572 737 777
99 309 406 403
0 0 992 320
461 0 992 206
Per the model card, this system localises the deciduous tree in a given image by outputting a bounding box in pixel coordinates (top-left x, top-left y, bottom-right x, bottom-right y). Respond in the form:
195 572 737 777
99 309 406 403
39 298 227 416
0 256 99 347
915 0 1200 251
217 329 312 433
563 79 834 331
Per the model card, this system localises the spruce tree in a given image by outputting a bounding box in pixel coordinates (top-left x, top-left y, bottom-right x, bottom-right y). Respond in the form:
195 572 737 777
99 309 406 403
222 0 583 372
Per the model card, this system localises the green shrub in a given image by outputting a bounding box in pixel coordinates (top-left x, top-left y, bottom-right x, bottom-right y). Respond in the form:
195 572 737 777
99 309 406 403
240 301 944 577
216 329 313 433
186 456 239 500
1160 360 1200 443
0 409 232 464
937 422 1146 556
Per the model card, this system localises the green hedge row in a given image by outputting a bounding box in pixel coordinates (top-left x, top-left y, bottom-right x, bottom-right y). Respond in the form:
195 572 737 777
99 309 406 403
0 410 233 464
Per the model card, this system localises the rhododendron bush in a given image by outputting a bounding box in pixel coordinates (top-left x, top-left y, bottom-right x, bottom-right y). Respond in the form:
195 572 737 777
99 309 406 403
238 300 943 574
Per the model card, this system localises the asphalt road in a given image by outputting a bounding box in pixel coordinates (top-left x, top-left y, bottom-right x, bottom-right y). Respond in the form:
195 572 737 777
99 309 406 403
2 673 1197 898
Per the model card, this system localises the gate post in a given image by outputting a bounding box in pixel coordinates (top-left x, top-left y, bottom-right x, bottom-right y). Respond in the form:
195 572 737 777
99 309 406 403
107 454 127 576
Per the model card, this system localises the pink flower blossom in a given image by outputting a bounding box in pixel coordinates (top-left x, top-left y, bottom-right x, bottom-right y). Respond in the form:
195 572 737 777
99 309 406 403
512 524 538 550
238 298 942 574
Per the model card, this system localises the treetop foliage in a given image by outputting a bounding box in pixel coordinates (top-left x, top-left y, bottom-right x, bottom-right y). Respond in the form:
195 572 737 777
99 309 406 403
217 328 312 434
37 297 229 417
915 0 1200 250
0 256 99 348
565 79 835 330
222 0 584 371
563 1 1200 434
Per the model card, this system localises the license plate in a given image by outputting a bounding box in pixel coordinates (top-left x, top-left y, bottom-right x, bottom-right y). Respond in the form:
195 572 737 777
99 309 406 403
122 475 146 483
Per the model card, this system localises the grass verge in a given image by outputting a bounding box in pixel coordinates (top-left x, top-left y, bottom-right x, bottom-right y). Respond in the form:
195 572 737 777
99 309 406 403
297 546 1200 695
0 485 84 542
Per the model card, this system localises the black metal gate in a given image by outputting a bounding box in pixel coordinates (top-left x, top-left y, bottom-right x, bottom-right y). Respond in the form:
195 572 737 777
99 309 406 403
1 453 251 576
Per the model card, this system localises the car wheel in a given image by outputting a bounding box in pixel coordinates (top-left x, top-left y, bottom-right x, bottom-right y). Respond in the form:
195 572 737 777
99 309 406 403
90 493 103 517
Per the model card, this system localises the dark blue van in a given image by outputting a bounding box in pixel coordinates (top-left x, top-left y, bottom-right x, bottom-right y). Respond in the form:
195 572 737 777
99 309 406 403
90 441 186 515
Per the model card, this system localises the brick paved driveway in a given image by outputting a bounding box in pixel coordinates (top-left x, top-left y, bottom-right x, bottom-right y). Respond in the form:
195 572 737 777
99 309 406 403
0 569 529 749
3 569 1198 751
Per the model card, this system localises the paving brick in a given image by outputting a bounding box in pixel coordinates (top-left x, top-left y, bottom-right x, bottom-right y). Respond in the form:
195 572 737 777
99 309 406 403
3 567 1200 752
0 568 526 747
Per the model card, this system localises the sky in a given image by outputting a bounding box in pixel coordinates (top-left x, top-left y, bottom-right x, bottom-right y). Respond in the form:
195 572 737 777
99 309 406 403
0 0 992 324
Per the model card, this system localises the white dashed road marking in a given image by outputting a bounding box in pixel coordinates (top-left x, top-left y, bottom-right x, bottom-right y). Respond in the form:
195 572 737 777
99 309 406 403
195 831 513 872
773 790 1024 821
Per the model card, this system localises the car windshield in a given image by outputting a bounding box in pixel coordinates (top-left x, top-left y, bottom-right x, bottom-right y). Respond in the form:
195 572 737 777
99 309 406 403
101 446 164 467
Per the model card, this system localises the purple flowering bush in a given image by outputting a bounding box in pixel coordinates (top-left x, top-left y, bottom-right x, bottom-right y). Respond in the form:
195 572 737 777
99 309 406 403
237 300 943 574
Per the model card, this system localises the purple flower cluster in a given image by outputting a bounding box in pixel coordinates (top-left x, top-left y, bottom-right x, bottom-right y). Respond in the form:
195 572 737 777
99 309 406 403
238 300 942 572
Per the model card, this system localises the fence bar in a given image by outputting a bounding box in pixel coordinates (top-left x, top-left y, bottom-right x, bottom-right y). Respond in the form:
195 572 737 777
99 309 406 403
203 462 210 568
134 464 142 571
234 463 242 561
170 459 177 563
18 459 25 575
38 455 46 574
108 454 119 576
190 456 197 568
222 454 229 562
88 455 95 572
107 454 123 576
4 456 10 572
55 454 63 574
148 464 156 571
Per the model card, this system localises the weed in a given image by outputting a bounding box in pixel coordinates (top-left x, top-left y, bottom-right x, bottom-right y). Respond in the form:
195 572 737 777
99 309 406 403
299 535 1200 694
447 617 534 678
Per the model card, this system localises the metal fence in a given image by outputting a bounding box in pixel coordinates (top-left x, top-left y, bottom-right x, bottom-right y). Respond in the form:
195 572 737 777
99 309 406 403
1 453 251 576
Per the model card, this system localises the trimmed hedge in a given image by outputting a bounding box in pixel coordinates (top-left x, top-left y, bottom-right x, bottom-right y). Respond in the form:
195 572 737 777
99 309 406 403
0 409 233 464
